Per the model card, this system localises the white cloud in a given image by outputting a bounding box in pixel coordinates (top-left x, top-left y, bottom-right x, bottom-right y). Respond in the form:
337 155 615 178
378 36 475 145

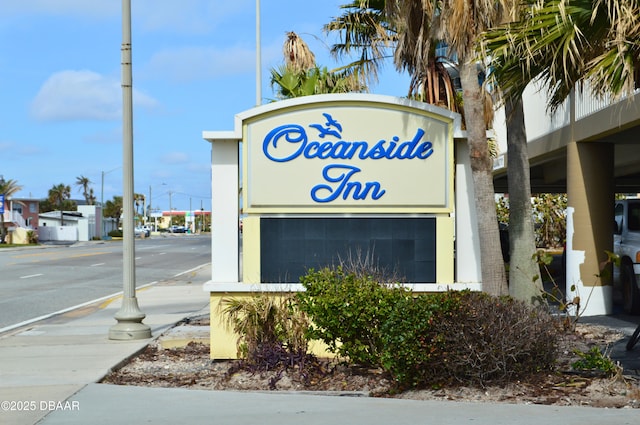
144 45 255 82
0 0 251 34
0 141 43 157
134 0 250 35
83 127 121 145
160 152 190 164
31 70 159 122
0 141 12 153
0 0 118 18
186 162 210 173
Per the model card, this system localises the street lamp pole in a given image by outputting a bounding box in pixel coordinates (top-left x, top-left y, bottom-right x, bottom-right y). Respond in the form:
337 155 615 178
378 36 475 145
109 0 150 340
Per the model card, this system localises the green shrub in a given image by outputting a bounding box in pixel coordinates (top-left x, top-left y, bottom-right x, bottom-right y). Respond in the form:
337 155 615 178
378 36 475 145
297 266 410 367
381 291 560 389
572 347 620 376
220 293 321 389
298 261 560 390
219 293 309 362
108 229 123 238
380 291 464 389
219 293 308 358
25 230 38 244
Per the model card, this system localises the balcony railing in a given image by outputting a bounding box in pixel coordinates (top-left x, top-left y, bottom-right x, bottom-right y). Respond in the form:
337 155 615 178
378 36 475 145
517 80 640 146
1 210 28 229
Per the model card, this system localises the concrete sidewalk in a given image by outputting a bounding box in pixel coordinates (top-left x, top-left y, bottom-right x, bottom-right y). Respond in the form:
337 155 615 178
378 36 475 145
36 384 640 425
0 265 211 425
0 263 639 425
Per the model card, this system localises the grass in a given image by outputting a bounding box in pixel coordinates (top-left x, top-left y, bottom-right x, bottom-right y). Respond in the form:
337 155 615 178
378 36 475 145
0 243 39 249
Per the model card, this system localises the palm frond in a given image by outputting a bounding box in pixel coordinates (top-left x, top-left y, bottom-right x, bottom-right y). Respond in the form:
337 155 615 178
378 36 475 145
283 32 316 73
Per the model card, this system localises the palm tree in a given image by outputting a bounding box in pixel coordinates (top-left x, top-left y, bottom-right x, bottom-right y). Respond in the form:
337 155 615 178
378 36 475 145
271 64 366 99
0 177 23 243
325 0 396 88
48 183 71 226
270 31 367 99
479 0 640 110
88 188 96 205
326 1 462 114
480 0 640 300
104 196 124 228
324 1 513 296
380 0 514 296
75 175 94 205
502 94 542 302
283 31 316 72
585 0 640 98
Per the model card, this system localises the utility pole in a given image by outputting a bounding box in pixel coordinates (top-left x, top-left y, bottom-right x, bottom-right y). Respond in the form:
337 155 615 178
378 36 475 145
168 191 173 229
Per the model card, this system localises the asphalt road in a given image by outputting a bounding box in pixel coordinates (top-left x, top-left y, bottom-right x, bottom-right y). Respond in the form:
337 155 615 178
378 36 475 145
0 234 211 331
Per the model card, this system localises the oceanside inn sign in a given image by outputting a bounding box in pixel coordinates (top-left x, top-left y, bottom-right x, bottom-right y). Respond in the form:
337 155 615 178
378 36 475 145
204 95 470 288
204 95 482 358
245 99 453 212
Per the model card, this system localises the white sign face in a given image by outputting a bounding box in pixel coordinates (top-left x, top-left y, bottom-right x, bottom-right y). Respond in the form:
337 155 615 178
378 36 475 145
244 102 452 212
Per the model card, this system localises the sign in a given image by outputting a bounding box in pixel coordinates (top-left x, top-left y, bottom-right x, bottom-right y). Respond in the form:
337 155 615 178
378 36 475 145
0 194 4 214
244 101 453 213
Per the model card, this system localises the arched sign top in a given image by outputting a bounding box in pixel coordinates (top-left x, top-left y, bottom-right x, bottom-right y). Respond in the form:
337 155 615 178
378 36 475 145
242 93 458 122
206 94 461 214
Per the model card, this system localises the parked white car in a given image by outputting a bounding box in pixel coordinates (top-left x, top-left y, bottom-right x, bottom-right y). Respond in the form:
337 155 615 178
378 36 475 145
613 199 640 314
134 226 150 238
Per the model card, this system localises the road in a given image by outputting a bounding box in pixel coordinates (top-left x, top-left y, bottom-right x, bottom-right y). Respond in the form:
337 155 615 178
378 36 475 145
0 234 211 331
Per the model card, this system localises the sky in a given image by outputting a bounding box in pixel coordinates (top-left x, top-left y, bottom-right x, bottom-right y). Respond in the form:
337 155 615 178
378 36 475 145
0 0 410 212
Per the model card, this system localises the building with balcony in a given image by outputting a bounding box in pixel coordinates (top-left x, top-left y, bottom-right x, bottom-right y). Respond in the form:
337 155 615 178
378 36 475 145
1 197 39 244
492 82 640 316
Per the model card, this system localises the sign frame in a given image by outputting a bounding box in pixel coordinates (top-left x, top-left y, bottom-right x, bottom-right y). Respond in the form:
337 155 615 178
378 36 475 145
242 97 455 214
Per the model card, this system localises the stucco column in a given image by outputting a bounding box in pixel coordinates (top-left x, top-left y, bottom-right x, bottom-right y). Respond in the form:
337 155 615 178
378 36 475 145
566 141 614 316
211 139 239 282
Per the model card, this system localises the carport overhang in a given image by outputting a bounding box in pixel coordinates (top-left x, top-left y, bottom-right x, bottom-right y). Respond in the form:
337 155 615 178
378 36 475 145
493 90 640 194
492 90 640 316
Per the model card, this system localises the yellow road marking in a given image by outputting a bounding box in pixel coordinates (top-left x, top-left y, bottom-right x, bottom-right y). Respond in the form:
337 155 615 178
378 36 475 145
12 251 109 260
98 286 152 309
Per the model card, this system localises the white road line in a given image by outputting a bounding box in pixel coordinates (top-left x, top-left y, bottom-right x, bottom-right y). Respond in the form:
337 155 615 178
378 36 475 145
0 262 210 336
0 281 158 335
90 263 105 267
20 274 43 279
173 264 208 278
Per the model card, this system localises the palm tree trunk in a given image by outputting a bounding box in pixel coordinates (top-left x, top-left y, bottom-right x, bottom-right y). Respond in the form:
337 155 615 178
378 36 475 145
459 60 508 296
505 96 542 302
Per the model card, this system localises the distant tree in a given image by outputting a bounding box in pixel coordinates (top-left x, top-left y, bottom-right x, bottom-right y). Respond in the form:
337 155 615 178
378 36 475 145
39 198 76 214
134 193 145 225
0 177 23 243
48 183 72 226
75 175 94 205
104 196 123 227
88 188 96 205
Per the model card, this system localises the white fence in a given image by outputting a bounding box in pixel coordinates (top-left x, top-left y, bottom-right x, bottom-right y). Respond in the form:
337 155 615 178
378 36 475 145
38 226 78 242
